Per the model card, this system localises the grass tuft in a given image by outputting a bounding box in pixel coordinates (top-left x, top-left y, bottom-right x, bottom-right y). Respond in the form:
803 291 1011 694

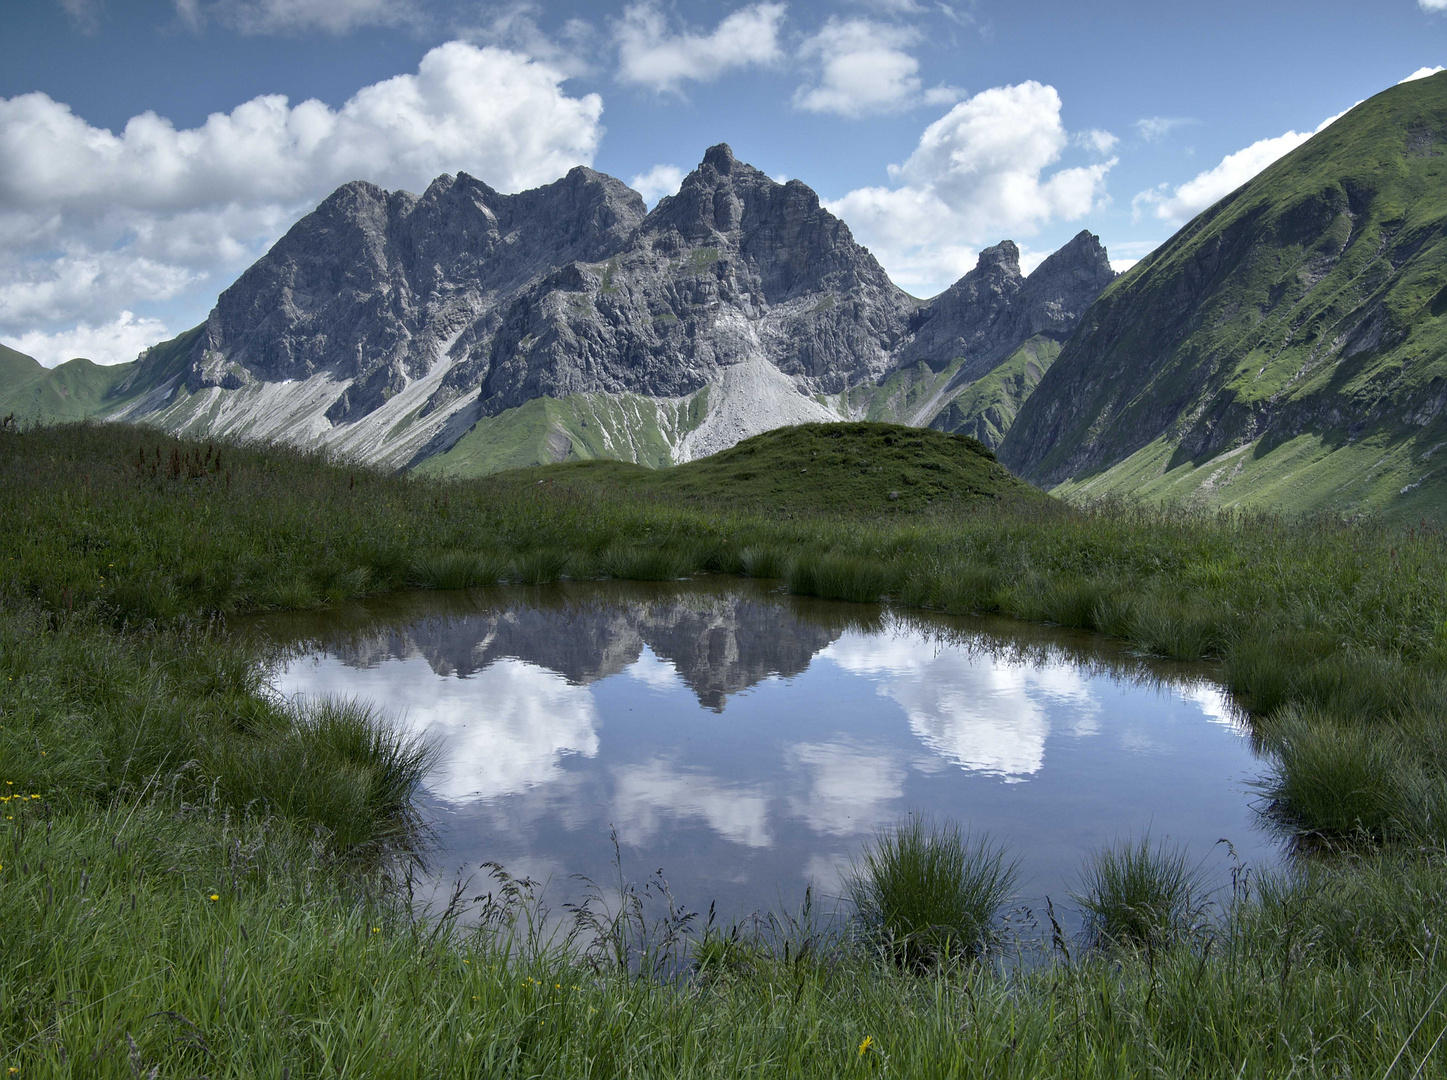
1072 836 1204 949
788 552 895 603
515 548 572 585
847 814 1018 968
736 543 793 580
599 545 695 581
1255 707 1447 844
408 549 509 590
207 696 437 853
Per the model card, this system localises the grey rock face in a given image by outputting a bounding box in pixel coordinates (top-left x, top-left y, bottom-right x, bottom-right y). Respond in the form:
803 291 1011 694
191 167 646 415
150 145 1114 467
442 143 916 416
897 231 1115 381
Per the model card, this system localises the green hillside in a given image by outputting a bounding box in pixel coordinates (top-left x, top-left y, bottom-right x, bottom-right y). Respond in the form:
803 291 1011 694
0 342 45 387
1002 72 1447 519
417 387 712 477
0 344 137 425
0 325 203 428
488 421 1049 516
929 336 1061 446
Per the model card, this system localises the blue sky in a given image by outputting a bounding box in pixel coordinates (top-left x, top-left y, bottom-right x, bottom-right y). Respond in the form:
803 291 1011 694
1 0 1444 365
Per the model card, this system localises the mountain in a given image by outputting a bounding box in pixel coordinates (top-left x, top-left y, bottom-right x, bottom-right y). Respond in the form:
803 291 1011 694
5 144 1112 473
1001 72 1447 519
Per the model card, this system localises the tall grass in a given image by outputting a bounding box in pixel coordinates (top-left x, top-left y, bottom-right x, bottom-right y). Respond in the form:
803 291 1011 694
1072 836 1205 949
206 696 438 852
846 815 1018 968
408 549 509 590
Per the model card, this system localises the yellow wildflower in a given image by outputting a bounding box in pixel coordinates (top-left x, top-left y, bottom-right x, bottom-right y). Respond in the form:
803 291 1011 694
858 1036 874 1057
209 893 219 901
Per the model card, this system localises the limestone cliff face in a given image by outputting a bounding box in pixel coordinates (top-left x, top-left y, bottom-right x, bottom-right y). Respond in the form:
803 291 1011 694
108 145 1115 471
898 234 1115 379
188 167 646 418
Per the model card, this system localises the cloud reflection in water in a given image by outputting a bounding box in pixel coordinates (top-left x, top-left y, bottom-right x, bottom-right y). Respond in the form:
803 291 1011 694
611 758 773 848
822 632 1101 782
280 654 599 804
784 740 906 836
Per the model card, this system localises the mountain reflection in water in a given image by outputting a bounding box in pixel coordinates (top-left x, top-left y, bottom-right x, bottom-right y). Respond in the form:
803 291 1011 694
249 580 1278 922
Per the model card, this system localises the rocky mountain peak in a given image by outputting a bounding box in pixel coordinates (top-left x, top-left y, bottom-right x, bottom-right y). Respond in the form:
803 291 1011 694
1007 230 1117 342
977 240 1023 277
701 142 738 175
1030 230 1114 288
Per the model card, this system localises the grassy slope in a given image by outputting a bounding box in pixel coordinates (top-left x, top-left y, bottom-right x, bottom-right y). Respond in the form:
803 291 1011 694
929 336 1062 446
0 343 140 425
0 342 45 387
115 323 204 396
1055 427 1447 521
418 387 712 477
831 337 1061 451
840 358 964 423
0 325 204 428
1005 72 1447 518
8 422 1447 1074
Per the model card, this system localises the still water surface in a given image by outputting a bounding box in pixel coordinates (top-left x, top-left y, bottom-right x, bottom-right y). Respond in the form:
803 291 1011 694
251 580 1281 926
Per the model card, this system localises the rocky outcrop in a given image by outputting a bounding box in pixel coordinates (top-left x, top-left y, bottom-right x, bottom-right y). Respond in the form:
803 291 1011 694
897 232 1114 382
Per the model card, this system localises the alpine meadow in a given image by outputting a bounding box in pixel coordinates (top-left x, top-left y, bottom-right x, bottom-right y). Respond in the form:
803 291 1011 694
6 11 1447 1078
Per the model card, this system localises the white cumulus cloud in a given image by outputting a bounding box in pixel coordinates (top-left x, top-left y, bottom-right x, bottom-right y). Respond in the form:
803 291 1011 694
60 0 104 33
1132 98 1364 225
11 312 172 370
458 1 599 78
793 18 961 117
0 42 604 363
827 81 1114 296
1132 128 1316 224
1135 116 1190 142
0 251 194 329
1075 128 1119 154
1419 1 1447 12
629 164 685 206
615 1 786 92
1402 64 1446 81
1129 65 1439 228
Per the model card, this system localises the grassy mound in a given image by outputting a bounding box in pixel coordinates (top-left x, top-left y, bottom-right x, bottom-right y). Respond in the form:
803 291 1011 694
492 421 1050 516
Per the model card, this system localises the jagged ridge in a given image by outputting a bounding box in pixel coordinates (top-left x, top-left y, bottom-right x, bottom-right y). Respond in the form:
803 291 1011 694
11 145 1115 473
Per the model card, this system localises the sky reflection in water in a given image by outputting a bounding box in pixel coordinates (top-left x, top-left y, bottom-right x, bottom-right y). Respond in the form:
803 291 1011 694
255 582 1278 925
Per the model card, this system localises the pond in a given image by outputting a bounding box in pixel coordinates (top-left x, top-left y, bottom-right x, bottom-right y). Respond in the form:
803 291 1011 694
248 580 1281 931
